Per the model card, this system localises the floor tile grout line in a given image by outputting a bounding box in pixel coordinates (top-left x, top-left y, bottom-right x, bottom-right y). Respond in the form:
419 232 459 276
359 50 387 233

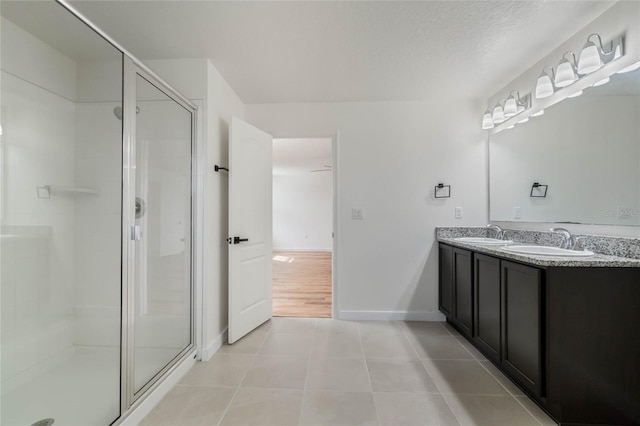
213 355 255 426
357 321 381 426
297 319 318 426
214 323 270 426
402 323 466 425
511 395 549 426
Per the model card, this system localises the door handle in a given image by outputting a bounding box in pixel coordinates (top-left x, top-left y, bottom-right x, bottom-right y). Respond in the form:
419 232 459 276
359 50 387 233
227 236 249 245
131 225 142 241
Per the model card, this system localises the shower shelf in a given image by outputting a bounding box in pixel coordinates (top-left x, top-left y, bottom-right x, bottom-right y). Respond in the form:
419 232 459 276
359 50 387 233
36 185 98 198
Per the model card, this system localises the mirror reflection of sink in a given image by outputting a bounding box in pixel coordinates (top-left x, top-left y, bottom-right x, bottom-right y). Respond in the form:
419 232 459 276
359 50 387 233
454 237 513 245
501 245 594 257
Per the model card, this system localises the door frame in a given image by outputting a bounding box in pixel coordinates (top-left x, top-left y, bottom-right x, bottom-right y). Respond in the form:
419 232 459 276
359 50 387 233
331 132 340 319
122 59 199 408
271 134 340 318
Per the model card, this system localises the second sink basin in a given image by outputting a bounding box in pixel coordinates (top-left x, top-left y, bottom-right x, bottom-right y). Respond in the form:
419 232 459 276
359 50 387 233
454 237 513 245
501 245 594 257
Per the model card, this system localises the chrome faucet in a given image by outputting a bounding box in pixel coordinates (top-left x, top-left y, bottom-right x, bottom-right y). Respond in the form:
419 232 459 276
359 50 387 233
486 224 505 240
550 227 576 250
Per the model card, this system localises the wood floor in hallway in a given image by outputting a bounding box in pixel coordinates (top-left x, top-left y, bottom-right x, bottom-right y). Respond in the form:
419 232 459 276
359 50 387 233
272 251 332 318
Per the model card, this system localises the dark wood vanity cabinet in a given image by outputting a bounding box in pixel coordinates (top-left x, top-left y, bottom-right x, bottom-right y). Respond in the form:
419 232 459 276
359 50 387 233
438 242 640 425
473 253 501 363
500 260 543 397
438 244 454 317
439 244 473 338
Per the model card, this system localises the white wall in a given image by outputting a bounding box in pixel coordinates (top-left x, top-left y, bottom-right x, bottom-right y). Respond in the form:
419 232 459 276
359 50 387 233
246 100 487 320
273 171 332 251
145 58 245 357
487 1 640 238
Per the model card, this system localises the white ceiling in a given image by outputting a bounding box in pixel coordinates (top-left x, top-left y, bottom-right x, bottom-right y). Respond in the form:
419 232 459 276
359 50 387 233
6 1 616 104
273 138 332 176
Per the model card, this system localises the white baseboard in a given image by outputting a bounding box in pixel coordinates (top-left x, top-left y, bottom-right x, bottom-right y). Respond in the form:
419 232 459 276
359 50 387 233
201 327 228 361
337 310 446 321
120 349 196 426
273 248 332 252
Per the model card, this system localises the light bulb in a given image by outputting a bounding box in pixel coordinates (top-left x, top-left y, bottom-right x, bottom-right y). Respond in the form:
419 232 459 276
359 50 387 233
492 104 505 123
535 70 554 98
503 96 518 117
482 110 494 130
578 41 603 74
555 57 577 87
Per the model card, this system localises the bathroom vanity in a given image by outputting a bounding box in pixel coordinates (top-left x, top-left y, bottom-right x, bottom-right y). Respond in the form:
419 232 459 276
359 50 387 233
437 230 640 426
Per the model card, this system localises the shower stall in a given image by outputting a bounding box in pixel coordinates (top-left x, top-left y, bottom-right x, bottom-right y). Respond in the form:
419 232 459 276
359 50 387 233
0 1 197 425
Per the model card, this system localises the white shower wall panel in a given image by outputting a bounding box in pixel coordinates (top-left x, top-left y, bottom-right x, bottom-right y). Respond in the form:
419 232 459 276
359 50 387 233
73 101 122 347
0 73 77 383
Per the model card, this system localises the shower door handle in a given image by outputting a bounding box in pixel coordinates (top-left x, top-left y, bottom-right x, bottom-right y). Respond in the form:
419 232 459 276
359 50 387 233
131 225 142 241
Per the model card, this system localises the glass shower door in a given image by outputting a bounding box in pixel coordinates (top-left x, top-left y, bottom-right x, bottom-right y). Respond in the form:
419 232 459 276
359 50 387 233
131 70 193 395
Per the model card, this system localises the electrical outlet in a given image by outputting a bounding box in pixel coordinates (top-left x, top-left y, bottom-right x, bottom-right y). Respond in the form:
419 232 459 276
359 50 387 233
513 206 522 219
352 208 364 219
455 207 463 219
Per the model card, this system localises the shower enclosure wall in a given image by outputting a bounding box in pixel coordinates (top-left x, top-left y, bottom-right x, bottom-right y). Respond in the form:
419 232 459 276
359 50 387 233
0 1 197 425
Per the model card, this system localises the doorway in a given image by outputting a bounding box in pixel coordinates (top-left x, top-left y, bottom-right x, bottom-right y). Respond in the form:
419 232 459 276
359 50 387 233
272 138 333 318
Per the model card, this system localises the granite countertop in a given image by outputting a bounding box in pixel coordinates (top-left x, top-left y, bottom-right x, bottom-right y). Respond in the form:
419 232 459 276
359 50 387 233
438 237 640 268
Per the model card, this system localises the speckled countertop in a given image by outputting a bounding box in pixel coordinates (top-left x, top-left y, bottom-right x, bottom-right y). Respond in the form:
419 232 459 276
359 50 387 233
436 227 640 268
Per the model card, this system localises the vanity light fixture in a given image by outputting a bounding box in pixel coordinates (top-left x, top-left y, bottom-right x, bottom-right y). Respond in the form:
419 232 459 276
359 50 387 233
577 34 624 75
535 67 556 98
482 108 495 130
504 91 528 117
492 103 506 123
555 52 579 87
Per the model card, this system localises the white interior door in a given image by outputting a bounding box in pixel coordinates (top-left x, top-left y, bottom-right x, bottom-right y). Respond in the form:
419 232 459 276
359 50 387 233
228 116 273 343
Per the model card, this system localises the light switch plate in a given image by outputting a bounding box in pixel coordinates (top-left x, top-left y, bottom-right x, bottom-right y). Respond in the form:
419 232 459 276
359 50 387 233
352 208 364 219
513 206 522 219
455 207 463 219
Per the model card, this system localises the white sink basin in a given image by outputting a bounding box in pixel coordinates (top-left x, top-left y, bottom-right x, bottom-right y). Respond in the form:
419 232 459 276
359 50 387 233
500 245 594 257
454 237 513 245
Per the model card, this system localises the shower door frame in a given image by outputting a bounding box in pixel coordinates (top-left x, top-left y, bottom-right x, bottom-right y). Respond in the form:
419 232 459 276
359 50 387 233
121 58 198 410
52 0 200 422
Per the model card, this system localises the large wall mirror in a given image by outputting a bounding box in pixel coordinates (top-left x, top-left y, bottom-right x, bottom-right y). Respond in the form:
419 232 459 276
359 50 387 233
489 67 640 226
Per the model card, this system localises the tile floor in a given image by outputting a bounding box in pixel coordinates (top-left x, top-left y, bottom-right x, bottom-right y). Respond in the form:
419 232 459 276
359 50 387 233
140 318 558 426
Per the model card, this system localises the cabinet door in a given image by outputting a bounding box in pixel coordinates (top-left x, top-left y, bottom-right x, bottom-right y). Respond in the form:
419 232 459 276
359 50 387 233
438 244 454 317
452 248 473 337
501 261 543 397
474 254 501 363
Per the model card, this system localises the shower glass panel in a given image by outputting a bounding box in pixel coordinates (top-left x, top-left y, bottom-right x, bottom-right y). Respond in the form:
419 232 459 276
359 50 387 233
133 73 192 393
1 1 123 425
